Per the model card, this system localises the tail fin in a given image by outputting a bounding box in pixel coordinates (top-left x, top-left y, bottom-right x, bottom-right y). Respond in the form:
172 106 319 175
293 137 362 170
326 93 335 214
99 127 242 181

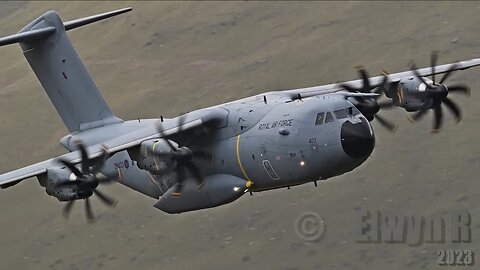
0 8 132 132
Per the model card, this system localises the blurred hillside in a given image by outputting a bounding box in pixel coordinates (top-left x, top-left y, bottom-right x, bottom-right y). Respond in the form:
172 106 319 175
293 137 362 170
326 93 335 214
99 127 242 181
0 2 480 270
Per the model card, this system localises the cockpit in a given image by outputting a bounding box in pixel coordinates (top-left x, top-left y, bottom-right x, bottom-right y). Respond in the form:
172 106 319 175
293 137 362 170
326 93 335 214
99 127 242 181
314 106 361 125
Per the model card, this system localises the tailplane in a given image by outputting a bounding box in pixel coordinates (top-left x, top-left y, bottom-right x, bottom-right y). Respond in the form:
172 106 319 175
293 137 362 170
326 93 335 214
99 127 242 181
0 8 132 132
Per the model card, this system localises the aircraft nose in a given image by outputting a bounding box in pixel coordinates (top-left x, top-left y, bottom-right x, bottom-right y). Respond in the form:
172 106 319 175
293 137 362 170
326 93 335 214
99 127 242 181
340 118 375 159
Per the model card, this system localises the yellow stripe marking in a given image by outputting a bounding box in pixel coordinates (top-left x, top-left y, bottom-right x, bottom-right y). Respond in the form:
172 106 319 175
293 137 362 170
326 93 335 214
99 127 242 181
152 141 162 171
152 141 162 153
147 173 163 191
236 135 251 182
117 168 122 180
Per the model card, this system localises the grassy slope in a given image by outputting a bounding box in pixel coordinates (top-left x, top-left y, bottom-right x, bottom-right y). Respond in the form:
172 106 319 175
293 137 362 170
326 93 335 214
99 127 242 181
0 1 480 269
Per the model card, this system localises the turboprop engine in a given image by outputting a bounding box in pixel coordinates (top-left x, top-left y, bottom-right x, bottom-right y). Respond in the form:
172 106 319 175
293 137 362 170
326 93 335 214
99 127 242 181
38 167 77 201
136 139 178 175
386 52 470 131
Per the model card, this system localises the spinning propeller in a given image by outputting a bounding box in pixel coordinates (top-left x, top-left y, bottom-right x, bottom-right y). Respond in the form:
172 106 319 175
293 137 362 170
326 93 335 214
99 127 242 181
156 115 213 197
57 143 116 223
340 67 398 132
409 51 470 132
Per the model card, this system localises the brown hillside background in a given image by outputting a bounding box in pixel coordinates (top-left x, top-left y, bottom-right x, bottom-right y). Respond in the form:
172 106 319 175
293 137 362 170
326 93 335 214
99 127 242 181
0 1 479 269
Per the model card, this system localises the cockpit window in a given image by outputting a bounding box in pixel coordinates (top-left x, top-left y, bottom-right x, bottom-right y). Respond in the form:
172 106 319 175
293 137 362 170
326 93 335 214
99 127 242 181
351 106 360 115
315 112 325 125
335 107 360 119
334 108 350 119
325 112 334 123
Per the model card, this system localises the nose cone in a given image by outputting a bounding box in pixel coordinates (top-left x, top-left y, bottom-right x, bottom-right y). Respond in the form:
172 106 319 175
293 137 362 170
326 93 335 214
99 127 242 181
341 118 375 159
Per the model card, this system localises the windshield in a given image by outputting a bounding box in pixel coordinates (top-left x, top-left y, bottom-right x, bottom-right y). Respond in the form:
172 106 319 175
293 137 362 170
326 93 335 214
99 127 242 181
334 107 360 119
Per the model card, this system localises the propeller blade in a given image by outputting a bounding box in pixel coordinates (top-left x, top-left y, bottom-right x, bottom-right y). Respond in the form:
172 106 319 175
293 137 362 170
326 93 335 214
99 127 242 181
410 63 429 86
76 143 90 174
357 67 371 92
176 114 187 134
442 97 462 122
411 107 429 122
339 83 360 93
378 100 394 109
177 165 187 183
62 200 75 219
97 174 114 184
58 159 83 178
91 147 112 174
185 162 204 186
93 189 117 207
447 84 470 95
407 53 469 132
374 114 397 132
172 183 183 196
164 139 178 152
85 198 95 223
439 63 458 84
156 122 178 151
170 165 188 197
373 76 388 96
432 104 443 132
431 51 438 84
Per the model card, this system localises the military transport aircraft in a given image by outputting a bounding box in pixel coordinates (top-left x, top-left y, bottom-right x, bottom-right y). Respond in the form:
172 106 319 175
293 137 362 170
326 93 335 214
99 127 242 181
0 8 479 221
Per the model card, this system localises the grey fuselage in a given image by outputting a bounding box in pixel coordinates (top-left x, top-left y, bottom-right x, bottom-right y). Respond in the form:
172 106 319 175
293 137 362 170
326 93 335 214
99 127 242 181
65 92 375 199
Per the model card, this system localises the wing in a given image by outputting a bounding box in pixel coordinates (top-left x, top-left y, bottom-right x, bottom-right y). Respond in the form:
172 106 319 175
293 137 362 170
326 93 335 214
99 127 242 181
276 58 480 99
0 109 227 189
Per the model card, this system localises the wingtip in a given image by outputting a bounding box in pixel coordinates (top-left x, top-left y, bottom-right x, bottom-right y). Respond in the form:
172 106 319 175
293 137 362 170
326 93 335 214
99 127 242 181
64 7 134 31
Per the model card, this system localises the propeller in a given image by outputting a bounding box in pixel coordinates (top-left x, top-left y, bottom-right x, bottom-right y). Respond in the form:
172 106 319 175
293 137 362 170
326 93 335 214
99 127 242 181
57 142 116 223
409 51 470 132
340 67 398 132
156 115 213 197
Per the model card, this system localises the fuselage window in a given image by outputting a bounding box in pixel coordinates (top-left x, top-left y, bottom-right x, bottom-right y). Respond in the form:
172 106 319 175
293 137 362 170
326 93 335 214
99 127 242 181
325 112 334 123
315 112 325 125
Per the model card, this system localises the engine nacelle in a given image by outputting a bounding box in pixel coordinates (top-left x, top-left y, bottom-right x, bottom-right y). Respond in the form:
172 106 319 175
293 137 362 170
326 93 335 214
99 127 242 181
38 167 79 201
136 139 177 175
52 185 80 202
154 174 248 214
387 76 432 112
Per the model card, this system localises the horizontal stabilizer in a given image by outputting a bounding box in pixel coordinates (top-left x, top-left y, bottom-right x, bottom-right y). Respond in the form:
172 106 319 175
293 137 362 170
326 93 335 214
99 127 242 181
0 27 55 47
64 7 132 31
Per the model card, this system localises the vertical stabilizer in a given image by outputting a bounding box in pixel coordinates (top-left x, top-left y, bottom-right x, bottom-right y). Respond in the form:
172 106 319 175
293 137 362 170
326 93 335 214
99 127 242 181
1 9 132 132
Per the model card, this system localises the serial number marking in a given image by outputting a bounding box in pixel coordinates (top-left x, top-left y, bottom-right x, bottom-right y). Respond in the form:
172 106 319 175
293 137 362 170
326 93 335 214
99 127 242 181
437 249 474 266
258 119 294 130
